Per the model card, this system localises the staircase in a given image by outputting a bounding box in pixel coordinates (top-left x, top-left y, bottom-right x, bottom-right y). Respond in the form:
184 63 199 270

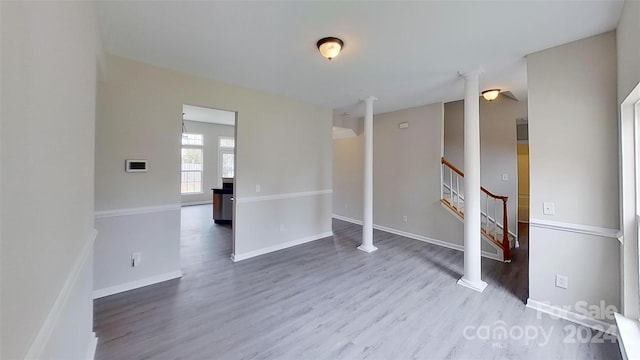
440 157 514 262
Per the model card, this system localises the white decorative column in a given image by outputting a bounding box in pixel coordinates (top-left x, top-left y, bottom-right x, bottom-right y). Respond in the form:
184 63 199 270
358 96 378 253
457 70 487 292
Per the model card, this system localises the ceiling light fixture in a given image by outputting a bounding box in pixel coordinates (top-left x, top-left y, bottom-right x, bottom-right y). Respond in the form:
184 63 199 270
482 89 501 101
317 37 344 60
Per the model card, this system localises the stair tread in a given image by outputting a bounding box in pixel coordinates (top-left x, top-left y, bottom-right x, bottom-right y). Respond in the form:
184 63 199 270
442 194 515 246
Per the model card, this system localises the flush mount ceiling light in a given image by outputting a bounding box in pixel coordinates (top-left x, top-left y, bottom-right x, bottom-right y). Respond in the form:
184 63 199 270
482 89 501 101
317 37 344 60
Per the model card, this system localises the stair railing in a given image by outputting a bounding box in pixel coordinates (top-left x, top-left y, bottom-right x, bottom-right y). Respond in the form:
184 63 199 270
441 157 511 261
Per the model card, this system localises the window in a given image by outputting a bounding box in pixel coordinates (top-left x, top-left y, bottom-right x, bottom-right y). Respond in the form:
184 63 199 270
219 137 235 148
182 133 203 146
181 133 203 194
219 136 235 183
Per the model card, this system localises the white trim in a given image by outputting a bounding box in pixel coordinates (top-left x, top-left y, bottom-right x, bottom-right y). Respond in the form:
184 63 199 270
181 200 213 207
25 229 97 360
373 223 503 262
332 213 362 225
86 332 98 360
357 244 378 253
529 218 619 239
526 299 616 335
231 231 334 262
615 313 640 360
236 190 332 204
94 204 181 219
457 277 488 292
332 214 503 262
93 270 183 299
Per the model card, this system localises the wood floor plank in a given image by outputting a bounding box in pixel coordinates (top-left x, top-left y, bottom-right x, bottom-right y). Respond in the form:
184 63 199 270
94 206 621 359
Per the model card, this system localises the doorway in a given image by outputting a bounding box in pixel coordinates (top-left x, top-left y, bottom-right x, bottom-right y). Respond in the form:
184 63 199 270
180 104 237 261
516 119 529 224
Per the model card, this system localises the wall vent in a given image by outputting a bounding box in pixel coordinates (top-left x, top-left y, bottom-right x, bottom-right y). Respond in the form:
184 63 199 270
125 160 148 172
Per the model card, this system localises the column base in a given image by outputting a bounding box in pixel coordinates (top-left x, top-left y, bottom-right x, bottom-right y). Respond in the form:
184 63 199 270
357 244 378 253
457 277 488 292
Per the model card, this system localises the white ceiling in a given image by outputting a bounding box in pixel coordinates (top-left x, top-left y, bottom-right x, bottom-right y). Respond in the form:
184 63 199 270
182 104 235 126
98 1 623 117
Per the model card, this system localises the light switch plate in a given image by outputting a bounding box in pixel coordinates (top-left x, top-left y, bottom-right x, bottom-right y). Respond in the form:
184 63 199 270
543 202 555 215
556 274 568 289
502 173 508 181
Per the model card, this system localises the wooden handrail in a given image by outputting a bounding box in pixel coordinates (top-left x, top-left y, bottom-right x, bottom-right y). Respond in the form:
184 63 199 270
441 156 511 262
441 157 464 177
441 157 508 200
481 187 509 201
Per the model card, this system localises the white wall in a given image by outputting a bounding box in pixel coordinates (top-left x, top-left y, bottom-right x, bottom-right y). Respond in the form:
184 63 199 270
527 31 620 317
181 120 235 205
444 97 527 237
95 54 333 291
333 103 499 256
1 1 100 358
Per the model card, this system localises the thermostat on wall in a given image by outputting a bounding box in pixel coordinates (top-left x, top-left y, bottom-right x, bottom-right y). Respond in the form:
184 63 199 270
125 159 148 172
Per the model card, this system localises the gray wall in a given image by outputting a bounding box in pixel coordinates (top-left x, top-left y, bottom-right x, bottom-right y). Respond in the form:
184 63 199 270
181 120 235 205
617 0 640 104
1 1 100 358
95 54 333 291
444 97 528 238
333 103 498 255
527 32 620 314
616 0 640 320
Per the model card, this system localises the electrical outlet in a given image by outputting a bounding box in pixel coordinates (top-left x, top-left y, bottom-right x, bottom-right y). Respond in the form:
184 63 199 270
555 274 568 289
131 252 142 267
402 215 408 222
255 185 261 193
502 173 509 181
543 202 555 215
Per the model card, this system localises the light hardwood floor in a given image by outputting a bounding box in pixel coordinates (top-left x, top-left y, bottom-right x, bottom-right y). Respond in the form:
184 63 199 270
94 206 620 359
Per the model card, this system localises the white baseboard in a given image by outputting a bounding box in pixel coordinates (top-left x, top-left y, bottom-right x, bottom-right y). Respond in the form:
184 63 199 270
332 214 363 225
373 223 503 262
181 200 213 207
86 332 97 360
526 299 616 335
231 231 334 262
93 270 183 299
332 214 503 262
25 230 97 360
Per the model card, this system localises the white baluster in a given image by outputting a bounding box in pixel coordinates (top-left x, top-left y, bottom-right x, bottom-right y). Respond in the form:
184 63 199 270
493 199 498 239
456 175 460 210
485 193 489 230
449 168 453 204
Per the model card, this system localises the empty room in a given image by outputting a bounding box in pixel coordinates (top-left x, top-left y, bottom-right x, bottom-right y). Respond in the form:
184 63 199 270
2 1 640 359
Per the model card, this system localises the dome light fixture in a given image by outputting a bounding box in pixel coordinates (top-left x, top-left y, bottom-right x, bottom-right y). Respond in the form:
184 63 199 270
317 37 344 60
482 89 501 101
